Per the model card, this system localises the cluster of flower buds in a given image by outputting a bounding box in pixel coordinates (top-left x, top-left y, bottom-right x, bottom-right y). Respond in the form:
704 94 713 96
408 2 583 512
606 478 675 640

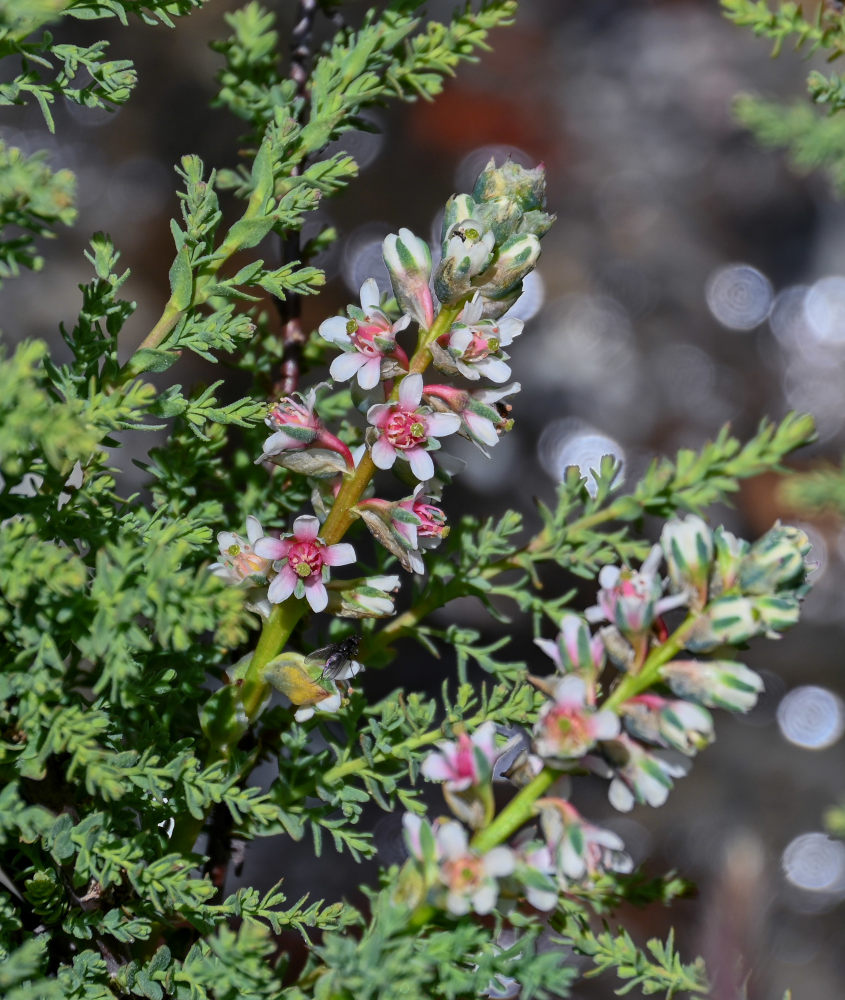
434 158 554 316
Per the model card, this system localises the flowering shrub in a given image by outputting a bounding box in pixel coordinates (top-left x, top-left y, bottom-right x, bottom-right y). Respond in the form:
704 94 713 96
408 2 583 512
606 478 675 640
0 2 822 999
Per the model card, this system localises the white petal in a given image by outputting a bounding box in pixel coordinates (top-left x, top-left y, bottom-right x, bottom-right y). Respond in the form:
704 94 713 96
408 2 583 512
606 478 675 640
370 436 397 470
608 778 635 813
496 317 523 345
406 447 434 482
483 846 515 878
471 884 497 915
217 531 239 551
449 328 473 352
245 516 264 544
359 277 381 312
357 357 382 390
534 637 562 667
593 711 621 740
294 706 316 722
323 542 356 567
330 351 368 382
267 568 296 604
398 372 423 410
304 578 328 612
319 315 351 344
425 412 461 438
475 356 511 384
293 515 320 541
464 412 498 446
436 821 468 860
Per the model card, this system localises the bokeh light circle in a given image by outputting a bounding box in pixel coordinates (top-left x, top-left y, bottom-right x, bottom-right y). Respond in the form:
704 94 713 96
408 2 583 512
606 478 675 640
782 832 845 892
705 263 773 330
776 686 845 750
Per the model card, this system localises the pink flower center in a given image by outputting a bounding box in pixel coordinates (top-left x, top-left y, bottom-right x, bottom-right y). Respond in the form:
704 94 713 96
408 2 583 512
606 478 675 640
288 540 324 579
413 501 447 537
443 854 484 892
225 543 268 580
268 399 316 430
463 331 499 360
385 409 427 450
547 705 593 752
350 321 391 357
452 736 478 781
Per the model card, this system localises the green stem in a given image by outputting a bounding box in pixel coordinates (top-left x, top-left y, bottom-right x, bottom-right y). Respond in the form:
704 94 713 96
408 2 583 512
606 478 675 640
471 767 559 852
603 613 697 713
237 302 466 727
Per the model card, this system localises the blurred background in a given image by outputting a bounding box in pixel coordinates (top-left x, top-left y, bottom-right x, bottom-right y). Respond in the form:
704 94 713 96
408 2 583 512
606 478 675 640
5 1 845 996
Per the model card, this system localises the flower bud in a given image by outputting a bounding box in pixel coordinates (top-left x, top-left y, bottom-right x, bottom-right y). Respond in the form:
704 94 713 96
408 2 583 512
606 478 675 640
535 614 605 686
382 228 434 330
622 694 714 756
738 522 811 595
685 595 759 651
434 219 495 304
751 593 801 635
709 526 748 597
353 498 425 574
440 193 478 241
475 232 541 300
660 659 763 713
661 514 714 608
472 158 547 214
326 574 401 619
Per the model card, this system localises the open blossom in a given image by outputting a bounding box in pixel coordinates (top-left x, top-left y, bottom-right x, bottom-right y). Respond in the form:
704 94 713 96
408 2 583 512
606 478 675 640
254 515 355 613
318 278 410 390
404 814 515 916
515 842 558 911
210 515 272 585
366 373 460 481
399 484 449 547
424 381 520 455
586 546 686 636
259 384 353 468
421 721 498 791
532 675 620 764
433 293 523 383
536 798 632 882
604 732 687 812
535 614 605 687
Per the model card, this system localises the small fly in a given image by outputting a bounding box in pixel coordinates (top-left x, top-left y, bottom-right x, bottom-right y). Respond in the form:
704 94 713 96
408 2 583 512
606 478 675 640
305 635 362 681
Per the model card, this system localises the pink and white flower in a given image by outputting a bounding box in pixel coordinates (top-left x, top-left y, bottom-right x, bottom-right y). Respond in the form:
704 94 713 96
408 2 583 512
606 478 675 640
434 293 523 383
423 381 521 456
586 546 686 636
535 614 605 687
259 384 353 468
532 675 620 764
210 515 272 585
366 373 460 481
421 721 498 791
404 814 515 916
318 278 410 391
604 732 687 812
536 798 632 882
254 515 356 613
